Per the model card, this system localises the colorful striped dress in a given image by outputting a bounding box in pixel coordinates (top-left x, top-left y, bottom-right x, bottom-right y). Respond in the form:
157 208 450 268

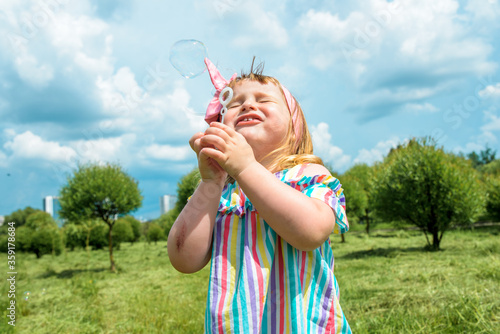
205 164 351 333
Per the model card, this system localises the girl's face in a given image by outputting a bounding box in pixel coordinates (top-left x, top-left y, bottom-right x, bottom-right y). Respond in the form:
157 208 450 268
224 80 291 162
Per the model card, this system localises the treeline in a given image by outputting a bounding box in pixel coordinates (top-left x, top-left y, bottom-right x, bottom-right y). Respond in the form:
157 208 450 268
339 139 498 250
0 138 498 261
0 210 167 258
159 138 499 251
0 164 196 269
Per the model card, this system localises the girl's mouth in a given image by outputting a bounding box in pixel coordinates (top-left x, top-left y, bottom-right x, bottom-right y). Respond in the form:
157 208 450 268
235 114 263 127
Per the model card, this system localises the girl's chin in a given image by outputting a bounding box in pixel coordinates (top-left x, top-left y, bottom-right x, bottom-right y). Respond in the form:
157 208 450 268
235 127 264 140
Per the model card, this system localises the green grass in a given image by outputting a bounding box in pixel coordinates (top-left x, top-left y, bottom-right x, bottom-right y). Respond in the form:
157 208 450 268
333 227 500 333
1 227 499 333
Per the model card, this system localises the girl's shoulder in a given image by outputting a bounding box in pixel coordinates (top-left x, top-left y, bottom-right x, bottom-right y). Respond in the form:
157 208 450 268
279 163 341 192
280 163 333 180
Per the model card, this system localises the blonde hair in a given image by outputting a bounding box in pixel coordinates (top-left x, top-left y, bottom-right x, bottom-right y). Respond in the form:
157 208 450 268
227 61 323 176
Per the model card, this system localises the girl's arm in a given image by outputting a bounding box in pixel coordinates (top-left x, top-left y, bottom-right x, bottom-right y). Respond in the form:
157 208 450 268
167 181 223 273
236 162 336 251
201 123 337 251
167 131 227 273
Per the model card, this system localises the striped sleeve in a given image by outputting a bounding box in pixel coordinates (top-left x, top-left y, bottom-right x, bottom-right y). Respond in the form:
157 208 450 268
281 165 349 234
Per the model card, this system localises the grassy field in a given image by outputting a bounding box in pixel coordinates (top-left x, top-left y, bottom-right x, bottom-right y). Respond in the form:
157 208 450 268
1 226 499 333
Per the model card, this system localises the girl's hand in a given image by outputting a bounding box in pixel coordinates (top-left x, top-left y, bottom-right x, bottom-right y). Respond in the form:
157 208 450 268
199 122 257 178
189 131 227 185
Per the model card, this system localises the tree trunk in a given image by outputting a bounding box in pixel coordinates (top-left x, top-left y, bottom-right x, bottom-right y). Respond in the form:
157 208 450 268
431 229 440 251
365 215 370 235
107 222 116 272
422 229 431 248
428 186 440 251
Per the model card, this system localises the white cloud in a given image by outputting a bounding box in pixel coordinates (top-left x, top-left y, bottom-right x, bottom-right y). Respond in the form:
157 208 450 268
47 10 114 76
231 4 288 49
479 83 500 99
404 102 439 113
1 0 109 87
96 66 147 116
298 0 496 79
49 11 107 52
14 52 54 88
453 141 487 155
348 84 446 119
298 10 350 43
2 130 136 167
3 131 76 163
353 137 402 165
480 108 500 146
3 129 16 138
295 1 497 123
454 107 500 154
73 35 114 75
70 134 135 164
144 144 192 161
0 150 7 167
298 9 368 68
482 111 500 132
96 73 206 138
311 122 351 171
465 0 500 21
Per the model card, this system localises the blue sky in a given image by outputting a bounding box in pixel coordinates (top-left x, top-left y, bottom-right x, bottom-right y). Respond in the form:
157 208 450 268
1 0 499 220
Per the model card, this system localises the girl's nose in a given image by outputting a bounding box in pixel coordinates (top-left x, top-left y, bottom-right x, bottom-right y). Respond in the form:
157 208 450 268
241 100 256 112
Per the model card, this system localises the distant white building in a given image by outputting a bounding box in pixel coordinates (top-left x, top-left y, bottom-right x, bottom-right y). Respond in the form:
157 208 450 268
0 216 4 226
43 196 63 227
160 195 177 215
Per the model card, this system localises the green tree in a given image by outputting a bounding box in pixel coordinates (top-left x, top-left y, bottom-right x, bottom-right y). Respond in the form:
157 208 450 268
174 168 201 214
25 211 63 258
118 215 141 243
81 219 104 252
0 226 32 253
1 207 42 234
63 219 106 255
342 163 378 234
375 138 485 251
63 223 85 251
480 159 500 176
155 209 179 237
480 159 500 221
146 223 164 245
485 176 500 221
88 221 109 250
59 163 143 271
155 167 200 240
113 218 134 249
467 146 496 168
16 226 33 252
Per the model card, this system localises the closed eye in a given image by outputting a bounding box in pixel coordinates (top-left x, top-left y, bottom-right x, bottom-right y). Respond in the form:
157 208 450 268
227 102 241 109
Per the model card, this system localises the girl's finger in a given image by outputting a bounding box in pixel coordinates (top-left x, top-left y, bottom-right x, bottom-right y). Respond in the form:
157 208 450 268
200 147 226 165
209 122 237 138
189 132 205 151
205 124 233 143
200 134 227 152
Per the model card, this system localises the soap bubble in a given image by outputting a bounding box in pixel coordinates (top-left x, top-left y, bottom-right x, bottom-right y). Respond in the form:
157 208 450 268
41 288 46 295
23 291 31 301
169 39 208 78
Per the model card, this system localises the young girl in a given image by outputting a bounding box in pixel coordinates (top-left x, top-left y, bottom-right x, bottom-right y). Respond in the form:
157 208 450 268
167 58 351 333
